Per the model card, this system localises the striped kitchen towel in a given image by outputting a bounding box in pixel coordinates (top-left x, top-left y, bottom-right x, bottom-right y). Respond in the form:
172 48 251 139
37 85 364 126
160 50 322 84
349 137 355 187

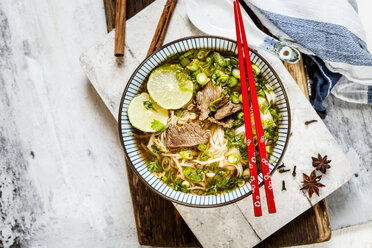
244 0 372 115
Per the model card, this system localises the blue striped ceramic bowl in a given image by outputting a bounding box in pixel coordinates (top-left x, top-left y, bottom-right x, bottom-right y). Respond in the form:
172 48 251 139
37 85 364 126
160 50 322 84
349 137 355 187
119 36 290 207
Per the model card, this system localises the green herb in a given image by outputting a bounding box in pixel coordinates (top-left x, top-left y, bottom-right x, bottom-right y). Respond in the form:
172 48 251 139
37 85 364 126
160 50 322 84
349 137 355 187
228 76 238 88
183 167 204 182
176 108 185 117
230 92 240 104
227 154 240 164
151 145 162 154
232 118 244 127
224 129 248 160
147 160 162 173
151 119 166 132
143 101 157 112
180 57 191 67
161 157 172 171
242 168 250 179
197 144 207 151
200 151 213 161
180 150 193 160
205 173 240 195
173 179 188 193
204 162 219 172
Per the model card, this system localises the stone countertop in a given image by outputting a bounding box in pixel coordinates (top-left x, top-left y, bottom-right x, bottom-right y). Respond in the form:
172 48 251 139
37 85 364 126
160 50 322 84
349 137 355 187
0 0 371 247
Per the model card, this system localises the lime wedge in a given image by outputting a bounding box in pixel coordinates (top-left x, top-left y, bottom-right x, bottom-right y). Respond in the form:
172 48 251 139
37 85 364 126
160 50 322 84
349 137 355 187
127 92 168 132
147 67 193 109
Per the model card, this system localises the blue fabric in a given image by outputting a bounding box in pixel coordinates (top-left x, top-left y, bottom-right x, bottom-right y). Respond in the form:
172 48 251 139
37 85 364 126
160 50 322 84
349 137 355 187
304 55 342 116
368 86 372 104
259 9 372 66
252 6 372 115
347 0 358 12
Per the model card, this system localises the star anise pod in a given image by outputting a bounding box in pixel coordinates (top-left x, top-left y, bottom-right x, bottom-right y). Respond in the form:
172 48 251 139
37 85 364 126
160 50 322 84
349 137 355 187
312 153 331 173
300 170 325 198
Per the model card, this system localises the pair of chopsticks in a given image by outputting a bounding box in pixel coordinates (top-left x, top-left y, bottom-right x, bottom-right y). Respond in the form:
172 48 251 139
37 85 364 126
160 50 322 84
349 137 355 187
233 0 276 216
114 0 177 57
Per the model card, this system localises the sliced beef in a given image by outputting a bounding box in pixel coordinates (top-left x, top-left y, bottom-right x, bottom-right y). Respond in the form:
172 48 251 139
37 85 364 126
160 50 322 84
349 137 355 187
214 101 243 120
197 82 228 120
165 122 210 149
208 118 235 129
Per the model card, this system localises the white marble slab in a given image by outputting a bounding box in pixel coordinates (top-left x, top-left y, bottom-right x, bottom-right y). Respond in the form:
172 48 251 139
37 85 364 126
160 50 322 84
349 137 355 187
79 0 354 246
0 0 139 247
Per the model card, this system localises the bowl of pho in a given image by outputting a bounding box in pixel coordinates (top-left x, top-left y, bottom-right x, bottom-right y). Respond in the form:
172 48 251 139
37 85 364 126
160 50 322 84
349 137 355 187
119 36 290 207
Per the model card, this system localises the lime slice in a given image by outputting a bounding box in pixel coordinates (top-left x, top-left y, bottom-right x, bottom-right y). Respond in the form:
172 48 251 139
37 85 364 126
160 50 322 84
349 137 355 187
147 67 193 109
127 92 168 132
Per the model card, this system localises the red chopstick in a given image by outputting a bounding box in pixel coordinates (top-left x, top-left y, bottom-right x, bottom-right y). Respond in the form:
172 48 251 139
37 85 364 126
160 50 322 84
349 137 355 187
234 0 277 214
233 1 262 217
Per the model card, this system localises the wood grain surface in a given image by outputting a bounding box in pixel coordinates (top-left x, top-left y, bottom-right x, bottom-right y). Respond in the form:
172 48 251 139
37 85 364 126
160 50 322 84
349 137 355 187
114 0 127 56
102 0 331 246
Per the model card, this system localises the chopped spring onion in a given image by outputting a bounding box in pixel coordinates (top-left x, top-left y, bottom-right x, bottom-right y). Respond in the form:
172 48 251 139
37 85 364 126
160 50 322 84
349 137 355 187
257 95 268 108
179 51 192 59
180 57 191 67
251 64 261 75
209 103 217 112
239 94 243 103
200 151 214 161
242 168 250 180
214 69 225 78
162 176 169 183
196 72 208 85
238 112 244 119
186 59 199 71
230 92 240 104
180 150 193 160
232 69 240 79
197 50 209 59
161 157 172 171
230 57 239 67
197 144 207 151
266 145 274 154
217 74 229 85
238 179 245 187
228 76 238 88
227 154 240 164
181 180 190 188
213 52 226 67
206 172 216 178
225 65 232 74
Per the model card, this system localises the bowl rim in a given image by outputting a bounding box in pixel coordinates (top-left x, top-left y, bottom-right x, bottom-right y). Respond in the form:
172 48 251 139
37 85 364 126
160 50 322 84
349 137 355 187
118 35 291 208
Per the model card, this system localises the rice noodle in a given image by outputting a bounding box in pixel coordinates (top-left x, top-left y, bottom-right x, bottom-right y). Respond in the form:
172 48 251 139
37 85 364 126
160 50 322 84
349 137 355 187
147 134 155 151
172 156 184 176
180 162 196 168
235 163 243 177
162 153 182 157
192 157 224 165
187 186 205 190
130 131 153 138
235 125 246 136
154 138 168 153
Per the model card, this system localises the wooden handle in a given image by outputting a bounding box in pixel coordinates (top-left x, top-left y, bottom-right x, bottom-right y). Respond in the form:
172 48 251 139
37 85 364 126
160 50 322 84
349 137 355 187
114 0 127 56
284 58 309 99
147 0 177 55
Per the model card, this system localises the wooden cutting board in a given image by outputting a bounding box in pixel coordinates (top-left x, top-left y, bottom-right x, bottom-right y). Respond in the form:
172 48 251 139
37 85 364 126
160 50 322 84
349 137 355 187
102 0 331 246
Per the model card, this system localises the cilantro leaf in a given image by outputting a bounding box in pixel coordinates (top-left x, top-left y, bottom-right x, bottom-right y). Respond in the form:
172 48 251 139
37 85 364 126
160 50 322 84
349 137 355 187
151 119 166 132
151 145 162 154
224 129 248 160
173 179 188 193
147 160 162 173
176 108 185 117
143 101 157 112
